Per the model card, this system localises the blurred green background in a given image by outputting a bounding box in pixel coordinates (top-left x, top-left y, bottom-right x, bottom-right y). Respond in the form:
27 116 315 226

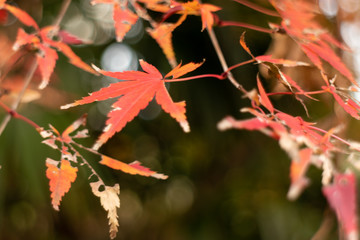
0 0 340 239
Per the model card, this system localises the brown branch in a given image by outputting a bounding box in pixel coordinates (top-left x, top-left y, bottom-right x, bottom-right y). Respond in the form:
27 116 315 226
52 0 72 28
0 60 38 135
0 100 41 130
0 0 72 135
206 27 247 94
0 50 28 85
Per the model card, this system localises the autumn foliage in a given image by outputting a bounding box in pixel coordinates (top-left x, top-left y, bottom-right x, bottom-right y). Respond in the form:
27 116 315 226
1 0 360 239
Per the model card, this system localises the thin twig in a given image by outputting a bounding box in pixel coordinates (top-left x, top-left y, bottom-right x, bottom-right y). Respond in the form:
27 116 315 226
206 27 247 94
0 0 73 135
218 20 275 34
0 50 28 85
52 0 72 28
232 0 280 17
227 59 256 72
0 60 38 135
266 89 327 96
308 125 360 151
194 0 247 92
70 144 105 184
0 100 41 130
164 73 225 82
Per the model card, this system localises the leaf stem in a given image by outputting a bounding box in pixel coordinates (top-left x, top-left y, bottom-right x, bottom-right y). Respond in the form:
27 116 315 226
267 89 327 96
70 144 105 184
0 100 41 130
218 20 275 34
164 73 225 82
164 59 256 83
226 59 256 72
205 22 248 93
232 0 280 17
307 125 360 151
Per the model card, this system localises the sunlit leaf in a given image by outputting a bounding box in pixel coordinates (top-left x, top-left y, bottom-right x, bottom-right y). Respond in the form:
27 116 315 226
62 59 203 149
287 148 312 200
323 173 358 240
257 75 274 114
100 155 168 179
46 158 78 211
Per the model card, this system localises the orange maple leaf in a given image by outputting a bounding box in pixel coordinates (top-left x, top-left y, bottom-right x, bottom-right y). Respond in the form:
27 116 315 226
62 60 203 150
287 147 312 200
100 156 168 179
0 1 39 30
13 26 98 89
163 0 221 31
91 0 139 42
269 0 356 86
147 22 182 68
257 75 274 114
46 158 78 211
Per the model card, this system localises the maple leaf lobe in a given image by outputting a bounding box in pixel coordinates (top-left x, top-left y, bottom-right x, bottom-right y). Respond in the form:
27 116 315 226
62 59 198 149
46 158 78 211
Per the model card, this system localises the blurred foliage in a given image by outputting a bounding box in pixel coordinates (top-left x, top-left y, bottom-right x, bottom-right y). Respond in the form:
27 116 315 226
0 0 343 239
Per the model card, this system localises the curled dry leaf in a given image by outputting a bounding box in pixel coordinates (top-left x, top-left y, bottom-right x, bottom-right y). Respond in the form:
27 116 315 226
240 32 311 96
90 181 120 239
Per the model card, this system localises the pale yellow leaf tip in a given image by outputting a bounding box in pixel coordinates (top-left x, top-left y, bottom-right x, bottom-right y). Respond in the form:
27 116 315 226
39 79 49 90
180 121 190 133
92 140 103 151
152 173 169 180
217 117 232 131
91 63 101 73
60 103 74 110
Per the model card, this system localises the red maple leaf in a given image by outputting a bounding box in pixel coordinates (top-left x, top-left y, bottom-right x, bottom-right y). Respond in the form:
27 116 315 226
0 9 7 24
287 147 312 200
62 60 203 150
323 173 358 239
13 26 98 89
0 1 38 30
257 75 274 114
269 0 356 86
